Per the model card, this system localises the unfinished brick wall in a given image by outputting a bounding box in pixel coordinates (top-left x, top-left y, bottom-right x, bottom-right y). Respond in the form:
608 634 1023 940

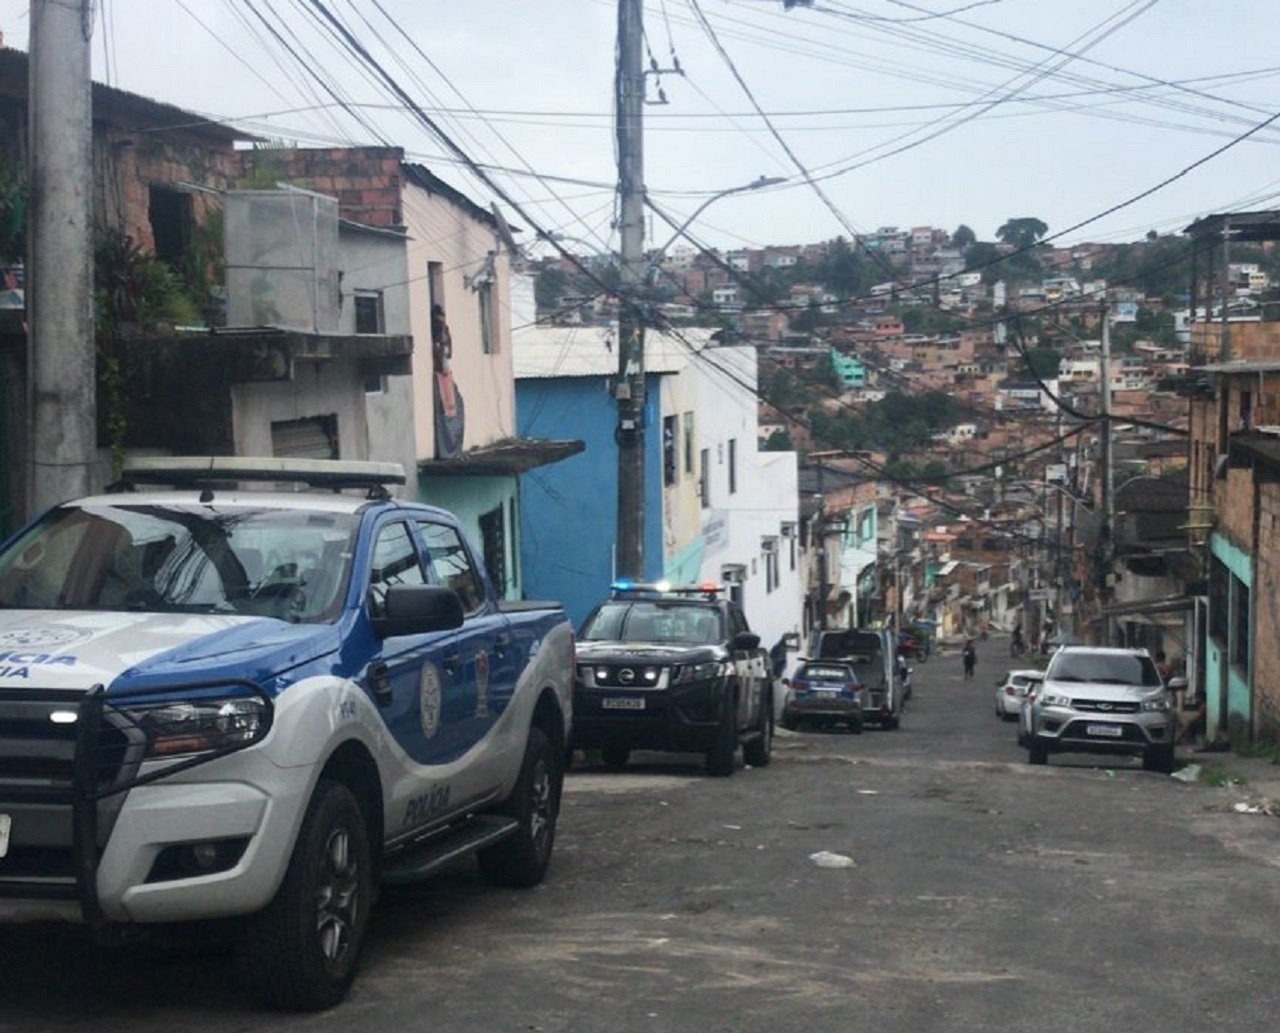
94 125 242 252
1217 464 1255 546
238 147 405 228
1252 477 1280 741
1191 321 1280 363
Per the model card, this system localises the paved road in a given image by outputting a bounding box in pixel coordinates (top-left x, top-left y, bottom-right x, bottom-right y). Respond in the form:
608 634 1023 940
4 636 1280 1031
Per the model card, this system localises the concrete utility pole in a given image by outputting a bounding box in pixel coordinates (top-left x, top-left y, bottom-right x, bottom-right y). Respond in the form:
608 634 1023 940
1098 297 1114 645
1219 216 1232 363
27 0 96 515
614 0 647 579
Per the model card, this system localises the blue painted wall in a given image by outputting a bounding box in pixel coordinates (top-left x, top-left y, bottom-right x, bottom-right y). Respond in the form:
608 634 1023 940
516 374 664 627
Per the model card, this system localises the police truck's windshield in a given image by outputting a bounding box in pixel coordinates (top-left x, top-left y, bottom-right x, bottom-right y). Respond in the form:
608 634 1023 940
0 504 359 623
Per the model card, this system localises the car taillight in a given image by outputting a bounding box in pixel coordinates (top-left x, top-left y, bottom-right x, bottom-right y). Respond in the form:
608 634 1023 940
792 678 809 692
1004 685 1016 696
845 682 859 696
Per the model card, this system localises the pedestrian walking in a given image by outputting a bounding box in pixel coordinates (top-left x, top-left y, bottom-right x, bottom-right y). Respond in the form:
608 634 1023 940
1010 622 1025 657
962 638 976 680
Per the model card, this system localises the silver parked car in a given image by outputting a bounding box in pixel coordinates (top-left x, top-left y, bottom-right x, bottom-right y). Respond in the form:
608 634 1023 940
1025 646 1176 772
995 669 1043 720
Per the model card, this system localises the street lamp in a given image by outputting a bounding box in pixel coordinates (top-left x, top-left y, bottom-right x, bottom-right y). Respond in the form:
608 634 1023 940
647 175 788 281
536 230 605 255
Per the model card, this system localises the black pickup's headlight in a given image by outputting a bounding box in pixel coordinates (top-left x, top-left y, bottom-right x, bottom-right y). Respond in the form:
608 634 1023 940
123 695 271 759
672 661 730 685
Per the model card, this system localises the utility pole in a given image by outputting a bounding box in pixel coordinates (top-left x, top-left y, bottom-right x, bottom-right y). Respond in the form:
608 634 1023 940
1098 296 1114 646
27 0 96 516
1219 216 1232 363
614 0 647 579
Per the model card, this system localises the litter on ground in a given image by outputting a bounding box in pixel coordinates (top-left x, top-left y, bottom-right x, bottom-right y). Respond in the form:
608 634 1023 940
809 850 857 869
1232 800 1278 815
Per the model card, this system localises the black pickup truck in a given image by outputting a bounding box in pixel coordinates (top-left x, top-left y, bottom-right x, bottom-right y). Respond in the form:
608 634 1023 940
570 582 773 776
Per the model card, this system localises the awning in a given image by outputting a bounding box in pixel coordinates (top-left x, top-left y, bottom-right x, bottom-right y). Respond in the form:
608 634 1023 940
1100 595 1197 619
419 437 585 477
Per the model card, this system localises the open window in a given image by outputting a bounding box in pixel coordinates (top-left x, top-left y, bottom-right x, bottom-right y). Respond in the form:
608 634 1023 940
148 185 194 269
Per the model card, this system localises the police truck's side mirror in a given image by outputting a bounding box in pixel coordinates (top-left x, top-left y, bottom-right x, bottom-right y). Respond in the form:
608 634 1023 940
374 584 465 639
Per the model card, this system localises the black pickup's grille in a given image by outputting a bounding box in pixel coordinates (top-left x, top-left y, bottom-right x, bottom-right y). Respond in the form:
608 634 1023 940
590 665 670 689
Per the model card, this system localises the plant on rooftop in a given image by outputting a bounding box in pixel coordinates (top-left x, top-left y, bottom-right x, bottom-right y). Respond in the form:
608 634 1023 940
94 230 202 474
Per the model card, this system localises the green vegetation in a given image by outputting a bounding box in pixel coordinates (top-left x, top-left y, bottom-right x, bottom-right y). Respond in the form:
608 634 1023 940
0 155 26 262
901 307 969 335
95 230 202 473
996 217 1049 250
1021 345 1062 381
1197 763 1246 788
810 389 961 453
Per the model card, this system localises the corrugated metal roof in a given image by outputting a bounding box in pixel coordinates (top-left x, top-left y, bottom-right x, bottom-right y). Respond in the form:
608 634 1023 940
512 325 719 379
1196 360 1280 373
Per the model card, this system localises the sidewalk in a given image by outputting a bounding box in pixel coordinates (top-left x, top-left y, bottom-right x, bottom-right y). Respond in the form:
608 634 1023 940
1174 745 1280 809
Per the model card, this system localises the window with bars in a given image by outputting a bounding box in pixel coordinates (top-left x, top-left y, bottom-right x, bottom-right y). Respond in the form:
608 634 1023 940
354 290 384 335
479 505 507 598
763 537 779 593
1231 574 1250 673
1208 556 1228 644
663 415 678 486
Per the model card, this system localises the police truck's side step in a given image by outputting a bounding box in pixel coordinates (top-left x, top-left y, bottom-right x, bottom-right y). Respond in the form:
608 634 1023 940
381 815 518 885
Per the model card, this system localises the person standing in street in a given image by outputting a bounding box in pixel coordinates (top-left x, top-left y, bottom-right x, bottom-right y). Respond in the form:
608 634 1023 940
962 638 976 680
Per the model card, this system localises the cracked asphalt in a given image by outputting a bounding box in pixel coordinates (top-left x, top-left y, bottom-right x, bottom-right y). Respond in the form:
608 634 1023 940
3 636 1279 1031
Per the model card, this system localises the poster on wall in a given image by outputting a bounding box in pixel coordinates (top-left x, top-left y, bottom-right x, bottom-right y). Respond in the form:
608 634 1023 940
432 304 465 458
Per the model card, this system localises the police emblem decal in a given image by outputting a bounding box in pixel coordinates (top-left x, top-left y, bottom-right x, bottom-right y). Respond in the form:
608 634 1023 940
419 662 443 739
475 650 491 718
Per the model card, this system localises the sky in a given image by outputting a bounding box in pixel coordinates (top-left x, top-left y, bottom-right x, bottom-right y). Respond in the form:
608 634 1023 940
4 0 1280 256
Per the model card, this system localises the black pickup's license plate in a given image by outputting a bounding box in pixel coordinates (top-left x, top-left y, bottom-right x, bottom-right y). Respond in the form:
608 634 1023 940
601 697 645 711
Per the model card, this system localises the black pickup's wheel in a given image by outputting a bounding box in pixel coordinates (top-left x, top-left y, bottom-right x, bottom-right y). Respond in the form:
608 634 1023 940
479 727 562 888
705 700 738 777
743 695 773 768
240 780 372 1011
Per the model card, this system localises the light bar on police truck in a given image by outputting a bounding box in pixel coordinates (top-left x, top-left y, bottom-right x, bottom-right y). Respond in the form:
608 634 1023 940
120 456 407 489
610 580 723 599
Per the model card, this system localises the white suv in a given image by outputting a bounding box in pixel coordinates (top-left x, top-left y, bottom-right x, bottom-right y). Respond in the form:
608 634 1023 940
1025 646 1176 772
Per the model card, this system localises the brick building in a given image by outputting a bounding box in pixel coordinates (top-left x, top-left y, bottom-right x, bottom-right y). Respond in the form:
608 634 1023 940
1185 210 1280 743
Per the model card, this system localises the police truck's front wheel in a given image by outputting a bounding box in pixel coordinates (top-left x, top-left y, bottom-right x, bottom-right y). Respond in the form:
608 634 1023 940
240 780 372 1011
479 727 562 888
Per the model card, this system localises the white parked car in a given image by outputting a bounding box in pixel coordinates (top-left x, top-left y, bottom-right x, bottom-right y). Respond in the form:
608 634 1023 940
995 669 1043 720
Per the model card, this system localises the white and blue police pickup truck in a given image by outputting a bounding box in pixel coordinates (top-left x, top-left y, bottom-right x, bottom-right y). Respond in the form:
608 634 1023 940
0 458 574 1010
